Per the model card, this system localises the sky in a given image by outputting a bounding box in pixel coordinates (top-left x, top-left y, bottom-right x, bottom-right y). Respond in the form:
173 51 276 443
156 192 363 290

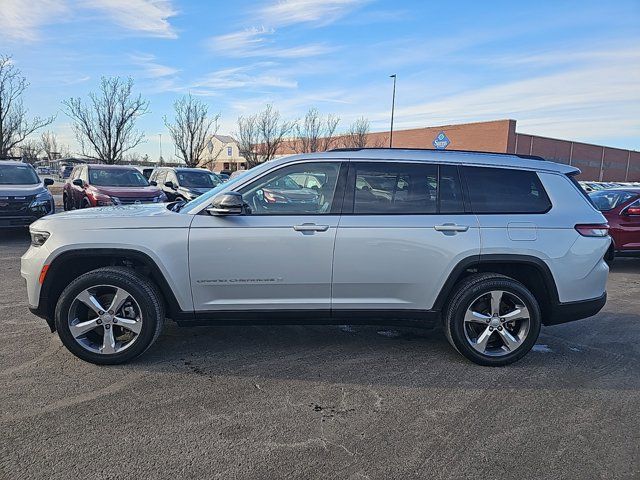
1 0 639 160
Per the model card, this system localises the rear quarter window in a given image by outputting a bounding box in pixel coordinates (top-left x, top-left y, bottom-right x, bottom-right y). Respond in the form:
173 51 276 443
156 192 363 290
462 166 551 214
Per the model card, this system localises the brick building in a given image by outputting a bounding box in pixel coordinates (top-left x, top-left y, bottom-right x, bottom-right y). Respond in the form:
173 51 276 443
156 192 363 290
279 119 639 181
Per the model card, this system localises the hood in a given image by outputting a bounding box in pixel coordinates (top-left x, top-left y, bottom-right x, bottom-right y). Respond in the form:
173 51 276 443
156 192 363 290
88 185 162 197
47 203 171 221
0 182 48 197
180 186 212 196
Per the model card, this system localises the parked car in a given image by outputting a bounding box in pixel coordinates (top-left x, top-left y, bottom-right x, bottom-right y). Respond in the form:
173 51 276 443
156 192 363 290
141 167 154 180
0 161 54 227
589 188 640 260
23 149 609 366
149 167 222 202
59 165 74 179
62 164 166 210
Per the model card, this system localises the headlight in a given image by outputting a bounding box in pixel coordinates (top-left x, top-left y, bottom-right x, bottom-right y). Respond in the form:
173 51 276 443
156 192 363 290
30 230 50 247
93 193 116 206
29 191 52 208
154 193 167 203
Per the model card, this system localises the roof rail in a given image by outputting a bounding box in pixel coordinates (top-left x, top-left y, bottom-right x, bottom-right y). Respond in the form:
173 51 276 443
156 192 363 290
327 147 546 162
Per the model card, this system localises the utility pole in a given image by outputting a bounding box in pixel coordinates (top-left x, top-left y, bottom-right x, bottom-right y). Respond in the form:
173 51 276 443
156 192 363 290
158 133 163 163
389 74 397 148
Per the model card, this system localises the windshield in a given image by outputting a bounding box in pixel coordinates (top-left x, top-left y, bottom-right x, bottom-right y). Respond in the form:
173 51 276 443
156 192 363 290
266 175 301 190
177 171 220 188
89 168 149 187
0 164 40 185
589 190 637 211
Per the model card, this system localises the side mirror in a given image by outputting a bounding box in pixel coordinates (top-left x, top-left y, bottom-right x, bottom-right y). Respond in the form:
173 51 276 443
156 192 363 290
72 178 84 187
149 180 157 186
44 178 54 186
207 192 246 216
164 181 175 189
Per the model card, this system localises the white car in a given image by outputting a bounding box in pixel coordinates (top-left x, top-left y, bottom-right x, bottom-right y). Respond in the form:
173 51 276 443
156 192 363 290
21 149 610 366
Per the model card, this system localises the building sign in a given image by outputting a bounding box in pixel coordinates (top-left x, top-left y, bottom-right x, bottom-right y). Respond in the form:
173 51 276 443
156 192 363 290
433 131 450 150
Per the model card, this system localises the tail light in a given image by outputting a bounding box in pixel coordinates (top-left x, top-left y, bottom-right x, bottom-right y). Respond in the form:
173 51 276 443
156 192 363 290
575 223 609 237
624 206 640 216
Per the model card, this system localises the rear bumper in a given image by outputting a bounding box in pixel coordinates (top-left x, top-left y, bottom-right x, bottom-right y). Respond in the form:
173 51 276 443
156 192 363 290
545 292 607 326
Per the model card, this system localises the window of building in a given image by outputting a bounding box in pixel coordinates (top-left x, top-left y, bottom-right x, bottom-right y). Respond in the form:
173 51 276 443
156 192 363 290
463 166 551 214
227 146 232 156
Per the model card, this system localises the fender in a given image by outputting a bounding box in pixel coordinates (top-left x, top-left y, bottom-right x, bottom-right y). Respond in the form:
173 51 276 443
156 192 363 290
432 253 560 312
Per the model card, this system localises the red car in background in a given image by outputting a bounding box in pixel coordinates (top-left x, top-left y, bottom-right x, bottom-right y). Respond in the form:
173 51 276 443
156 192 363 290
589 188 640 260
63 164 166 210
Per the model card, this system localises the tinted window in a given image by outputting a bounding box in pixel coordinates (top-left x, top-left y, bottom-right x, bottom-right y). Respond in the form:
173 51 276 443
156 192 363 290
0 164 39 185
177 171 220 188
463 167 551 214
89 168 149 187
240 162 340 215
351 163 438 214
439 165 465 213
589 190 638 211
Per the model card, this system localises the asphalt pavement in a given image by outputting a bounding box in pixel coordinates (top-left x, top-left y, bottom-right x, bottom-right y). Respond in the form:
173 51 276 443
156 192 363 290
0 228 638 479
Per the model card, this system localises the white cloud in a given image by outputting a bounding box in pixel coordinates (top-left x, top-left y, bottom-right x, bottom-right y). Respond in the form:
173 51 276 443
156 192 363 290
257 0 369 28
193 65 298 91
208 27 333 58
129 53 179 78
84 0 178 38
0 0 69 41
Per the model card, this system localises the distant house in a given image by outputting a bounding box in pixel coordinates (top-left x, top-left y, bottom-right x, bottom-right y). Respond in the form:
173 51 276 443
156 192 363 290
200 135 246 172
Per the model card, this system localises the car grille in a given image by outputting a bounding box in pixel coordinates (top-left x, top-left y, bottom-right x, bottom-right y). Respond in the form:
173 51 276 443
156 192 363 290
0 196 34 217
117 197 157 205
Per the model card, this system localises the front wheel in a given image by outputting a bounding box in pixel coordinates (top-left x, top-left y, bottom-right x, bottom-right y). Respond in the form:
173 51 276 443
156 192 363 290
443 273 541 366
55 267 164 364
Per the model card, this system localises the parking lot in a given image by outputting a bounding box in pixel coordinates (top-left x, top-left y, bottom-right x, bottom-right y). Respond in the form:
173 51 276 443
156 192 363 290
0 229 638 479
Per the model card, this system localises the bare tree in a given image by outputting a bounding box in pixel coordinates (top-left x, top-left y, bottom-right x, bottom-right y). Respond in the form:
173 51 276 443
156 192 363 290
341 117 370 148
0 55 54 158
19 139 41 164
164 94 220 168
293 107 340 153
63 77 149 164
40 131 59 160
236 104 295 168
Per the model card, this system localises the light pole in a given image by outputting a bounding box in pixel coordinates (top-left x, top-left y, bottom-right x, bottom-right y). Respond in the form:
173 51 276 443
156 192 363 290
158 133 163 162
389 74 397 148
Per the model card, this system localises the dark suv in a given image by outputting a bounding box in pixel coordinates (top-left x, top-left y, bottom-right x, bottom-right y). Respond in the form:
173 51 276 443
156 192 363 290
0 161 54 227
63 164 166 209
149 167 221 202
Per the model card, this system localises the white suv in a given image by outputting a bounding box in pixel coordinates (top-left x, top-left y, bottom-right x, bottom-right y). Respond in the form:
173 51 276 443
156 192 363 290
21 149 610 366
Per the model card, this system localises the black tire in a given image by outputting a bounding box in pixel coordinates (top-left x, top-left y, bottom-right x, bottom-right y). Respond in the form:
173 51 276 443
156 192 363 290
443 273 541 367
605 244 615 265
81 197 91 209
55 267 164 365
62 194 70 211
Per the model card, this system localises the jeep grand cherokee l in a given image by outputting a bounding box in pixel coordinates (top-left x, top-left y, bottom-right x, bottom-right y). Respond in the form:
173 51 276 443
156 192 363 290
0 161 54 228
63 164 166 209
22 149 609 366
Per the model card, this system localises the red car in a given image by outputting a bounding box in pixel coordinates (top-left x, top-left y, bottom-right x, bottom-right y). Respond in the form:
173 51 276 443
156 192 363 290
63 164 166 210
589 188 640 259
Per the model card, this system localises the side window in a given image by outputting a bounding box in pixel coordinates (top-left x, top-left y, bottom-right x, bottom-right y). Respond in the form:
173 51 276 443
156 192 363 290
463 166 551 214
439 165 465 213
239 162 341 215
156 170 167 185
350 162 438 214
80 166 89 182
70 167 79 180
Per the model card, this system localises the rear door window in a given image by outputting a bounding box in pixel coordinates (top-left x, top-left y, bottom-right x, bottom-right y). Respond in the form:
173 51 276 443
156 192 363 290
462 166 551 214
349 162 438 214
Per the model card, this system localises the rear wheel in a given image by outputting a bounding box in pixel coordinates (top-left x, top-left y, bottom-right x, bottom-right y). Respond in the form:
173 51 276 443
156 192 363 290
55 267 164 364
81 197 91 209
443 273 541 366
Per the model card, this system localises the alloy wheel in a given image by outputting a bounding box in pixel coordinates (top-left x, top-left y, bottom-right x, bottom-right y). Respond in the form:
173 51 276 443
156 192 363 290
463 290 531 357
67 284 143 355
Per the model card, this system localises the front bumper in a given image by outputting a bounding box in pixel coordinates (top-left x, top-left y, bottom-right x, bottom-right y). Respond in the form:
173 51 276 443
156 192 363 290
545 292 607 326
0 216 40 228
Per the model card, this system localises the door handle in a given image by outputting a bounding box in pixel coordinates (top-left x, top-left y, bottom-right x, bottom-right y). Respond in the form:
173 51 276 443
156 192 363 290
293 223 330 232
434 224 469 233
